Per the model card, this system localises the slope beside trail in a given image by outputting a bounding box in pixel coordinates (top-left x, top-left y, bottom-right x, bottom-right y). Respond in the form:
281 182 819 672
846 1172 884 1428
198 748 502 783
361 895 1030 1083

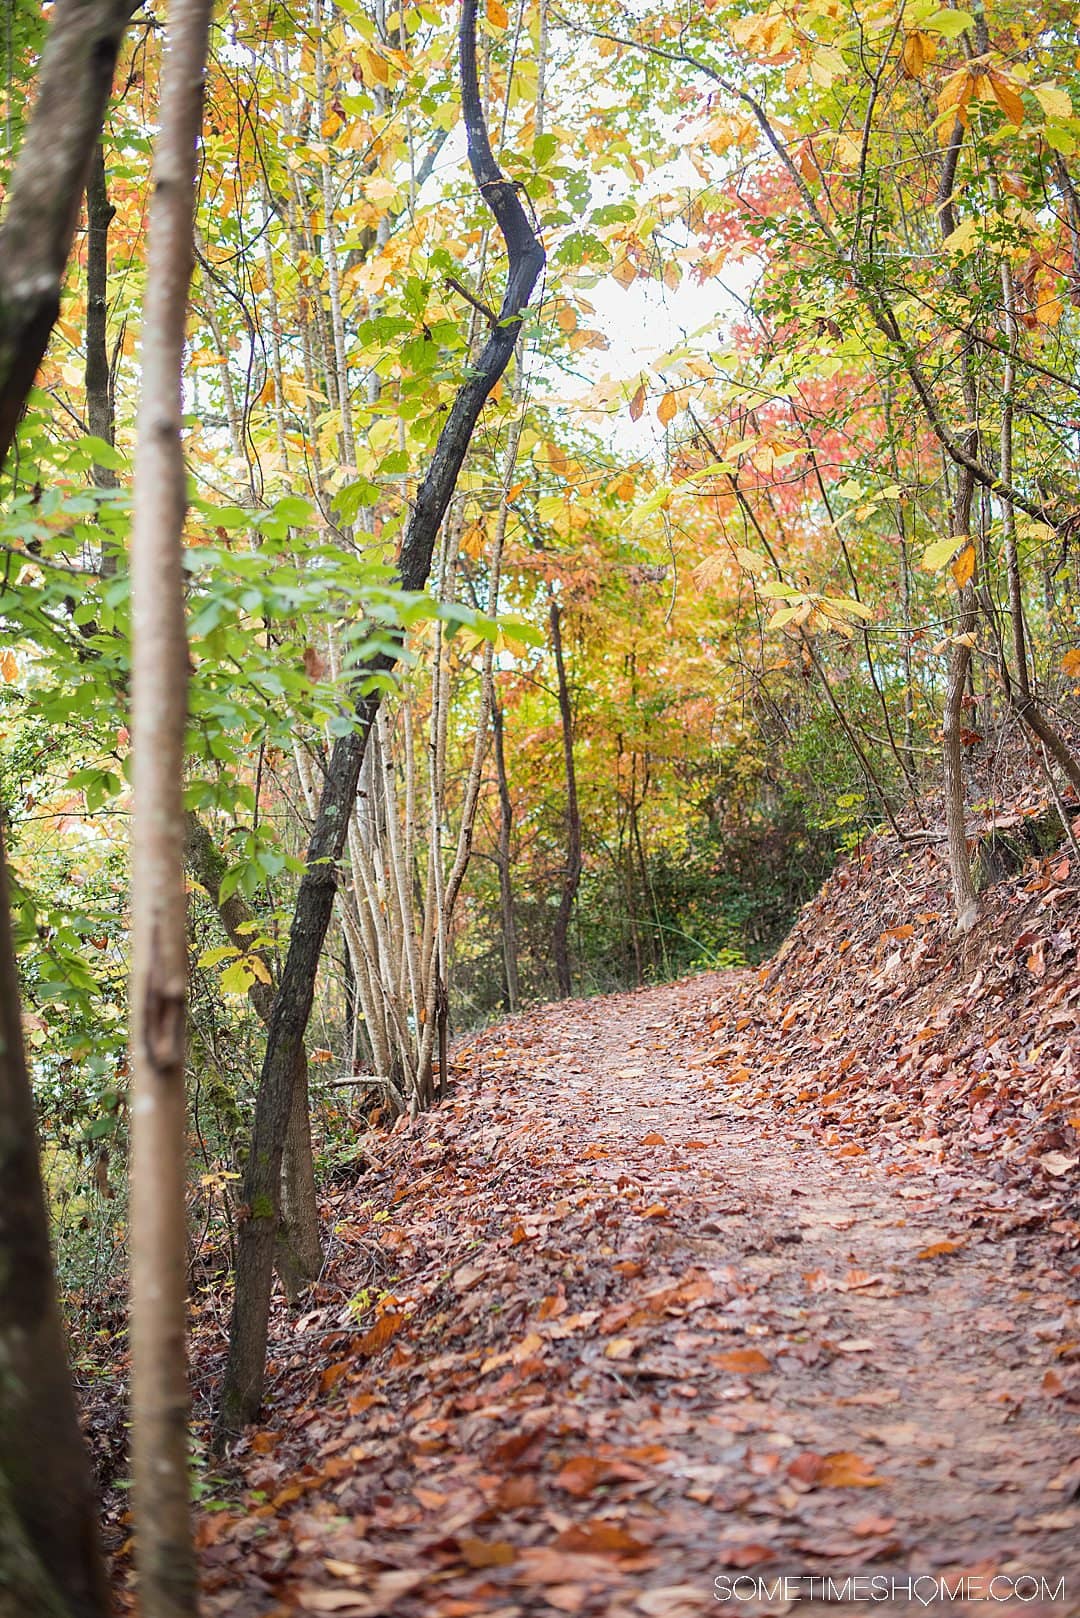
189 975 1079 1618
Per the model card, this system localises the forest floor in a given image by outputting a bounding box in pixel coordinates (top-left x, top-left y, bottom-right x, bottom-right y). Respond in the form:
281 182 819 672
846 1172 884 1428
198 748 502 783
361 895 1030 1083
180 959 1079 1618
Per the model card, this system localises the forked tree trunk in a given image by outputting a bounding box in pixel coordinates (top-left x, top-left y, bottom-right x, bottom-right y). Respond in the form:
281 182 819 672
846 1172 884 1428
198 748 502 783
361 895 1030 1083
550 598 582 998
0 3 134 1612
213 0 545 1444
128 2 211 1613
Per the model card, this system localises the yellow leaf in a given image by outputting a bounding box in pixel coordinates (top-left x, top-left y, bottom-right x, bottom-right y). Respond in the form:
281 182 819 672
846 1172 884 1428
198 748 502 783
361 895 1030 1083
486 0 509 25
809 45 846 86
612 257 637 290
657 391 678 427
942 216 979 254
556 304 577 333
921 533 967 571
1034 82 1072 120
248 955 272 985
937 66 973 141
950 541 976 588
902 31 936 79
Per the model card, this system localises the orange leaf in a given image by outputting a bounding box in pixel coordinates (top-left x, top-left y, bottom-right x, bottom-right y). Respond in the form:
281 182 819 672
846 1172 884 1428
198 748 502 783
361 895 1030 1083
657 390 678 427
917 1238 965 1259
554 1455 614 1496
818 1451 883 1487
713 1348 773 1375
485 0 508 23
988 69 1025 125
320 1361 351 1393
642 1130 666 1145
951 541 976 588
357 1311 403 1356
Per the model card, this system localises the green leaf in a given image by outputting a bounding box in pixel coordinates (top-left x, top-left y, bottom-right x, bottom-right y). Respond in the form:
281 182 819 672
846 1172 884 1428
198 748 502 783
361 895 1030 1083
79 434 127 470
923 8 974 36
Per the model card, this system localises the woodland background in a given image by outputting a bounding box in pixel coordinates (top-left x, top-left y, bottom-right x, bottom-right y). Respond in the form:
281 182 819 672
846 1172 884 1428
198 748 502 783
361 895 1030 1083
1 0 1080 1609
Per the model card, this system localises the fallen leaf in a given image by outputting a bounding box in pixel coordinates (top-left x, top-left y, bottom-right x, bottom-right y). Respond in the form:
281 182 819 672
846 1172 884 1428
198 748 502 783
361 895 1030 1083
712 1348 773 1375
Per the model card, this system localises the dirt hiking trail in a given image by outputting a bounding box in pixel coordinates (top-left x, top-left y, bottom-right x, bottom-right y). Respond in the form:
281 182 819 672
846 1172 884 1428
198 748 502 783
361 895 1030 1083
196 976 1080 1618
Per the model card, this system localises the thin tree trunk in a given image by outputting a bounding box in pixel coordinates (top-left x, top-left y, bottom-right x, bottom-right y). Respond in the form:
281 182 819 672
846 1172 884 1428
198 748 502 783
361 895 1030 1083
994 247 1080 792
212 0 544 1444
493 701 519 1012
550 598 582 998
942 461 978 931
85 143 119 575
0 3 133 1611
128 3 211 1612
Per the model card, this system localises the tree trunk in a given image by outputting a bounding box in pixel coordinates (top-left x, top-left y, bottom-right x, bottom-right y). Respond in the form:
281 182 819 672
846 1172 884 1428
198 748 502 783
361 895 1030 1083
212 0 545 1445
942 464 978 932
492 701 519 1013
276 1059 323 1303
550 598 582 999
0 3 134 1612
184 812 324 1298
85 142 120 574
0 829 111 1618
0 0 133 464
128 2 211 1613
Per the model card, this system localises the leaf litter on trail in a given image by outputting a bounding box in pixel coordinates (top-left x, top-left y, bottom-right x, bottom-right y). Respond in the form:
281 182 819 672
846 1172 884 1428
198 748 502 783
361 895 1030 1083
157 884 1080 1617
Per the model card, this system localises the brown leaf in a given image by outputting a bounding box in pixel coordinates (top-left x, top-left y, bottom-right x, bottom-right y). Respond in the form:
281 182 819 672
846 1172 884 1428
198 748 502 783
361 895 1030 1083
720 1544 777 1568
459 1537 516 1568
320 1360 351 1393
554 1522 648 1557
